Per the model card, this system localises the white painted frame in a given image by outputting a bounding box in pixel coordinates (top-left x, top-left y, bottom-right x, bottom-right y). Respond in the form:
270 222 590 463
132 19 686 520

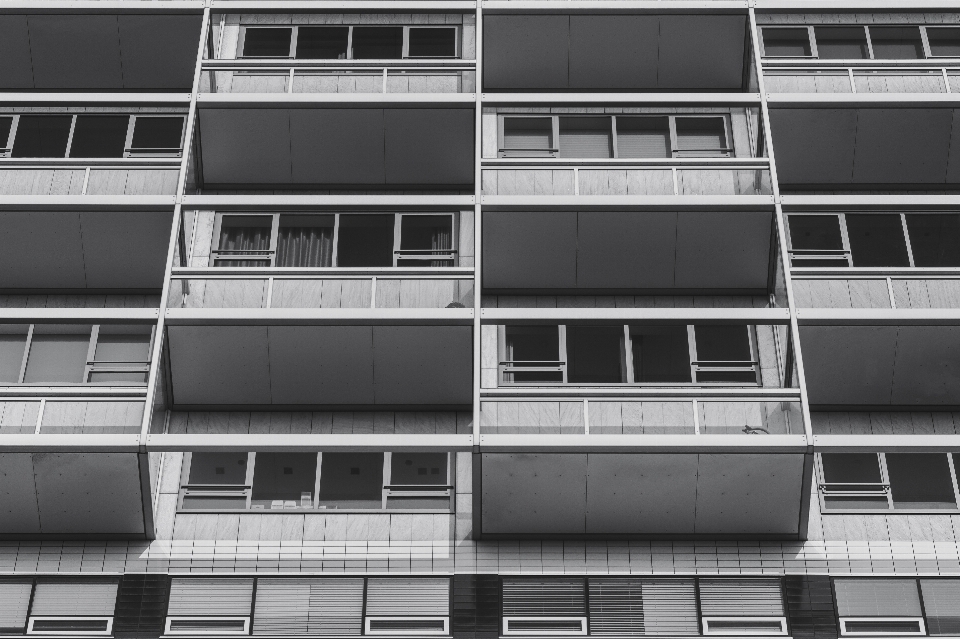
839 618 926 636
27 617 113 636
364 617 450 635
701 617 789 636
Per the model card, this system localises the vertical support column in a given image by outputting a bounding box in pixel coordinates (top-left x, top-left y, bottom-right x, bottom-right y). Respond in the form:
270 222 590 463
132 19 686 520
472 0 484 540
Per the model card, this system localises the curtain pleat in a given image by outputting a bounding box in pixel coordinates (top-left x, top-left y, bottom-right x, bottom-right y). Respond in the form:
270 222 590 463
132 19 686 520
276 226 334 267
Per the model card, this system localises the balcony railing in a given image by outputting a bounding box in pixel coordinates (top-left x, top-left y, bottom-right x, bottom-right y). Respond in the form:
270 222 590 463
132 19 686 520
792 273 960 309
763 65 960 94
0 395 145 435
0 160 180 196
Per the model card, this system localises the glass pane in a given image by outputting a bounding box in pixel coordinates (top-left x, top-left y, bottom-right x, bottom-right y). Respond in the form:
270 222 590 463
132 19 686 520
69 115 128 158
566 326 623 383
0 328 28 383
887 453 957 509
928 27 960 57
399 215 453 266
188 452 249 484
408 27 457 57
216 215 272 267
616 117 669 158
336 214 395 267
846 214 910 267
814 26 869 59
242 27 292 57
351 27 403 59
0 117 12 147
630 325 691 383
905 214 960 267
94 327 151 362
318 452 384 508
503 117 552 151
675 117 727 154
23 327 91 384
130 117 184 150
788 215 844 251
559 117 612 159
11 115 71 158
181 495 247 510
276 215 334 267
251 453 318 508
869 26 923 60
296 26 348 59
694 325 752 362
762 27 812 57
821 453 882 484
696 371 758 383
390 453 448 485
505 325 562 383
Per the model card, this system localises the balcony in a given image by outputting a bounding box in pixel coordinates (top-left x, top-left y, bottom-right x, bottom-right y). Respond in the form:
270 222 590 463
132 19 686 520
764 66 960 94
0 163 179 197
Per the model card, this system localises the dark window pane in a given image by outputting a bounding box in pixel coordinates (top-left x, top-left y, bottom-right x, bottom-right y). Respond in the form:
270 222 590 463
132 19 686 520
566 326 623 384
905 214 960 267
399 215 453 266
788 215 844 251
277 215 334 267
887 453 957 509
821 453 883 484
630 325 691 383
216 215 272 267
69 115 128 158
0 117 12 148
675 117 727 155
0 328 27 383
408 27 457 57
696 370 758 383
131 117 184 151
616 117 669 158
181 495 247 510
11 115 71 158
503 117 552 152
352 27 403 59
296 26 348 59
869 26 923 60
336 214 395 267
23 327 91 384
90 326 151 384
814 26 869 59
242 27 292 57
189 452 248 485
559 117 612 159
846 214 910 267
318 452 384 508
505 325 562 383
390 453 447 485
694 325 752 362
762 27 812 57
928 27 960 57
251 453 318 506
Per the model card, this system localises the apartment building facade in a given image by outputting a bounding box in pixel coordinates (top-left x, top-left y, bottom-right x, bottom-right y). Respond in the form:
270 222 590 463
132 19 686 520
0 0 960 636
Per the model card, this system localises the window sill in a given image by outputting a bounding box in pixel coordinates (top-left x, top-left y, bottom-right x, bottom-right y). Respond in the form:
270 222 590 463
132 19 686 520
176 508 454 515
821 509 960 515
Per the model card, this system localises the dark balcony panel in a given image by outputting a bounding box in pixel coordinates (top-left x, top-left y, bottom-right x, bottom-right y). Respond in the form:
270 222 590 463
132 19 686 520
853 109 952 184
371 325 472 404
769 109 858 184
482 211 577 289
0 16 34 89
198 108 293 185
656 15 746 90
483 15 570 89
268 326 375 405
673 211 773 289
290 109 386 185
576 211 676 289
383 108 475 185
568 16 658 89
117 15 203 89
27 15 124 89
168 325 273 405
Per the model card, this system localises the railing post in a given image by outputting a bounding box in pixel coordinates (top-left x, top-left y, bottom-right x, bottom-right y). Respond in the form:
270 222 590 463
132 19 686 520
383 68 388 93
672 167 680 195
35 399 45 435
265 277 274 309
573 167 579 195
944 68 951 93
370 276 378 309
692 399 700 435
81 167 91 195
582 399 590 435
288 68 295 94
886 277 896 309
848 68 856 93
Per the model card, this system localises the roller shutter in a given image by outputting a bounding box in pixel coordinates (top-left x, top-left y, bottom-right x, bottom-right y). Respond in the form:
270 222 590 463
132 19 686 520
502 579 586 616
0 581 32 629
640 579 699 636
31 581 118 616
366 578 450 616
167 578 253 616
253 578 364 636
699 579 784 616
588 579 644 635
920 580 960 635
834 579 921 617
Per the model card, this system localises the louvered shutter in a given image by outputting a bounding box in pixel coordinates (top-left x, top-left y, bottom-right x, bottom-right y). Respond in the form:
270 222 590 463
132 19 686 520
641 579 699 636
675 118 726 153
252 578 364 636
920 580 960 635
502 119 552 151
167 578 253 616
588 579 644 635
834 579 922 617
699 579 784 616
559 118 612 159
31 581 118 616
0 581 32 629
366 578 450 616
502 579 586 616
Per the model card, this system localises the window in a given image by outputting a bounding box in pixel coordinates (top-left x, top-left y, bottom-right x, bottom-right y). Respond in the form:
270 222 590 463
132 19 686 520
818 453 960 511
499 115 733 159
501 324 760 386
786 213 960 268
240 25 459 59
211 213 457 268
180 452 452 512
869 26 924 59
1 114 185 159
927 27 960 57
761 24 960 60
760 27 812 57
815 26 869 59
0 324 152 386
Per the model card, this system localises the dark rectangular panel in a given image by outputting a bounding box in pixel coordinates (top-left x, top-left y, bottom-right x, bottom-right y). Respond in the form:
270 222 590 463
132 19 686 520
853 108 952 184
800 325 897 405
568 16 658 89
383 108 474 185
0 212 85 288
576 211 676 289
0 16 34 88
198 109 292 185
769 109 858 184
945 110 960 184
268 326 375 405
118 15 202 89
482 211 576 289
483 15 568 89
290 109 385 185
657 15 746 89
168 325 272 405
80 211 173 289
28 15 123 89
372 325 472 405
891 326 960 405
675 211 772 289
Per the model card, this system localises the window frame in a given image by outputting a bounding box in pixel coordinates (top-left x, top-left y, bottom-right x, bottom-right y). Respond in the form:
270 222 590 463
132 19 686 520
760 24 959 60
237 25 460 60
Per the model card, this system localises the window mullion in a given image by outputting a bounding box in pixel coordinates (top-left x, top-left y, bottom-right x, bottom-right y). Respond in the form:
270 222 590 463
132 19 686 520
552 116 560 157
18 324 34 384
838 213 853 266
123 116 136 158
5 115 20 156
947 453 960 510
864 26 876 60
332 213 340 266
269 214 280 267
84 325 100 385
809 26 819 59
686 325 698 384
559 325 568 384
901 213 916 267
289 25 299 58
611 115 619 159
64 115 78 158
382 453 392 509
668 116 679 158
402 26 410 59
622 324 634 384
393 213 403 267
347 26 354 60
920 26 934 59
313 452 323 511
878 453 894 510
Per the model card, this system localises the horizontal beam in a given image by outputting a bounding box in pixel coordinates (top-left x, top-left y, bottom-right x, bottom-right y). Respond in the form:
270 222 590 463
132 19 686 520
792 267 960 278
147 433 472 452
0 388 148 399
796 309 960 325
0 308 159 323
197 93 476 108
755 0 960 9
181 195 475 209
172 266 474 277
813 434 960 452
482 1 749 13
483 387 801 399
0 2 202 12
480 307 791 324
780 194 960 210
477 433 808 453
479 195 776 210
0 93 191 105
211 1 478 10
484 158 769 168
482 92 761 104
164 308 474 325
0 196 177 211
0 434 140 452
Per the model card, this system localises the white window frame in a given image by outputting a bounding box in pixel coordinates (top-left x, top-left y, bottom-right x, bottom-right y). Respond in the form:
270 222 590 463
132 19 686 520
124 115 187 158
164 617 251 636
701 617 788 636
761 23 960 60
27 617 113 636
839 618 926 637
178 451 255 511
238 25 460 60
364 617 450 635
502 617 588 636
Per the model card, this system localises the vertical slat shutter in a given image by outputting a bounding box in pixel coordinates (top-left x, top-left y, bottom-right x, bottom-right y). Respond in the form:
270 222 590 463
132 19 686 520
641 579 699 636
920 580 960 635
0 582 32 629
588 579 644 635
31 581 118 616
559 118 611 159
834 579 921 617
699 579 784 616
167 578 253 616
253 578 363 636
502 579 586 616
366 578 450 616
